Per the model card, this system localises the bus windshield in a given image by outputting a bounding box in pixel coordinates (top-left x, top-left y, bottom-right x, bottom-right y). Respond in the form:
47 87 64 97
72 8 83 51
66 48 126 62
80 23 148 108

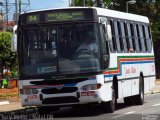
19 23 101 78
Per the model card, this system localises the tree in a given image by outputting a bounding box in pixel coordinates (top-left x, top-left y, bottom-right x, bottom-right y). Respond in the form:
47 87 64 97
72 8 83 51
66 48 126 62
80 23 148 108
72 0 112 8
0 32 17 77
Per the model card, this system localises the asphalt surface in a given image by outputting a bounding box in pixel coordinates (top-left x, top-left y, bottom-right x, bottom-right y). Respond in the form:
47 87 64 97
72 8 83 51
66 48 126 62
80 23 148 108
0 93 160 120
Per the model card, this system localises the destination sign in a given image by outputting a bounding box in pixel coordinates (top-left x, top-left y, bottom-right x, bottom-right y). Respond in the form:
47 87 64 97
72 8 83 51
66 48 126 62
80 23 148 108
27 14 39 23
46 11 85 21
22 9 95 25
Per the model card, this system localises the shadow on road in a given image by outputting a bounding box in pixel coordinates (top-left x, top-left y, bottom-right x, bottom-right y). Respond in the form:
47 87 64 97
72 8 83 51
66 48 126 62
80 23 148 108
0 102 146 119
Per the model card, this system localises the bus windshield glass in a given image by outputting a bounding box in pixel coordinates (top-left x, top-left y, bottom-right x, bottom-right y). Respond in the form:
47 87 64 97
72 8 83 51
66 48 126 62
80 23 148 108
19 23 101 78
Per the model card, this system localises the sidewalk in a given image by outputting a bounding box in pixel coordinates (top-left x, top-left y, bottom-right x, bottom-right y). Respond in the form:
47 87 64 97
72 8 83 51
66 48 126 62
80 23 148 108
149 80 160 94
0 102 24 112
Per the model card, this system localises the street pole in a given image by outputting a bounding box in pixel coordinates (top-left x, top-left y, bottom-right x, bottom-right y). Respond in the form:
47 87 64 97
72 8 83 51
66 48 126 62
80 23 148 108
126 2 129 13
69 0 70 6
15 0 18 24
126 0 136 13
6 0 8 30
19 0 22 13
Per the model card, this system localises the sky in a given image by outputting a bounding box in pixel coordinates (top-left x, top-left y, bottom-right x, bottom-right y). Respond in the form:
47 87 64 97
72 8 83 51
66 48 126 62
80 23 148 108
5 0 70 20
30 0 69 10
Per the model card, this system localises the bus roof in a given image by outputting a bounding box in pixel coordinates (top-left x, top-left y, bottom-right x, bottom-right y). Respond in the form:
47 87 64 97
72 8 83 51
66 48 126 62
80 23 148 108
22 7 149 23
94 7 149 23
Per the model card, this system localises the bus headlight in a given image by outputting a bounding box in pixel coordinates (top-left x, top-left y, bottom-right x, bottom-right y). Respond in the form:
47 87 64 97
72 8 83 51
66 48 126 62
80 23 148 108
81 83 102 91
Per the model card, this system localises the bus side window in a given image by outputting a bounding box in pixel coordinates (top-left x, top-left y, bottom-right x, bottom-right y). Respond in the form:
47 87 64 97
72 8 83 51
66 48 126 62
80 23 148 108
136 24 142 52
109 20 116 52
114 20 121 52
133 23 140 52
126 22 134 52
138 24 146 52
142 25 148 52
130 23 136 52
120 21 128 52
144 25 152 52
123 22 130 51
117 21 124 52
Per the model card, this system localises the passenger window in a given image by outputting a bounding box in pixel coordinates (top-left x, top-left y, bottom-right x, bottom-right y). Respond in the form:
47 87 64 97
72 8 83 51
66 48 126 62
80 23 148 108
120 22 128 52
144 26 152 52
127 23 134 51
133 24 140 52
109 20 116 52
117 21 124 52
136 24 142 52
130 23 136 51
142 25 148 51
123 22 130 51
114 21 121 52
139 25 146 52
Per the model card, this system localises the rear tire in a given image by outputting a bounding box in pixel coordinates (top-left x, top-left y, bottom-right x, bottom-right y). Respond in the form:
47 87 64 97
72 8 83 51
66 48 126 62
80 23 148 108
134 76 144 105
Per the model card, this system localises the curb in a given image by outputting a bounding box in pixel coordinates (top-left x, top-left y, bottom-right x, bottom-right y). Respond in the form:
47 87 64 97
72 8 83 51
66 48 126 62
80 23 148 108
145 90 160 95
150 90 160 94
0 101 9 106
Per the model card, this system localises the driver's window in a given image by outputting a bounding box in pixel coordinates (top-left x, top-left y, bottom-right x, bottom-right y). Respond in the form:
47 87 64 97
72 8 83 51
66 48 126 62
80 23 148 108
77 25 97 53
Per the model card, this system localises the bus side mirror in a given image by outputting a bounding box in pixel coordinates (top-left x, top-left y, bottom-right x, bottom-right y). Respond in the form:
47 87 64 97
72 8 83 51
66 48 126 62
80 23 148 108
99 17 112 42
106 24 112 41
100 23 112 42
11 25 17 52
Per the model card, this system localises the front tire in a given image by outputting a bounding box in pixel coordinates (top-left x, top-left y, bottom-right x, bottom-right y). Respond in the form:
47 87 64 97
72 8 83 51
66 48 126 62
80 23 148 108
101 87 116 113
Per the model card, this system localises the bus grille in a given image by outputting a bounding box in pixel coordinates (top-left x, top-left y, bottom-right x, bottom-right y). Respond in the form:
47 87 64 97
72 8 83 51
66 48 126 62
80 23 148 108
42 96 79 104
41 87 78 94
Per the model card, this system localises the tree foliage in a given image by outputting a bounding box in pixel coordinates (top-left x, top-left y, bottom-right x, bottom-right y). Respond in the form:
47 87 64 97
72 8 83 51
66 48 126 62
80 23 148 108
0 32 17 77
72 0 112 8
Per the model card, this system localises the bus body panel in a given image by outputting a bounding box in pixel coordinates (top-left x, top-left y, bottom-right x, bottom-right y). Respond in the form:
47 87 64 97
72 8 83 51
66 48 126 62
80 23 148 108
19 75 113 107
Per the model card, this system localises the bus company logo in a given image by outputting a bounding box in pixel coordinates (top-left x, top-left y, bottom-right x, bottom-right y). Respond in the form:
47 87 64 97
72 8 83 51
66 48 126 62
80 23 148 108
54 84 64 90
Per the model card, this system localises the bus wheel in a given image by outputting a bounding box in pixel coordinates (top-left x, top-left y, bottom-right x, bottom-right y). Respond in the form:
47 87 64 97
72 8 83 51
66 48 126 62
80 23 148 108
101 86 116 113
134 76 144 105
37 106 59 115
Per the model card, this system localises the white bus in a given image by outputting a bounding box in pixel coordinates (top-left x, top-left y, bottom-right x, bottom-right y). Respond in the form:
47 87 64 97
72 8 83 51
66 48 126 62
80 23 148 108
15 7 156 114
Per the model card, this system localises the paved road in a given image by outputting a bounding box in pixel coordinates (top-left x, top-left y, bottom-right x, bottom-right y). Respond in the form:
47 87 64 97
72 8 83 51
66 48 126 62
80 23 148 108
0 93 160 120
